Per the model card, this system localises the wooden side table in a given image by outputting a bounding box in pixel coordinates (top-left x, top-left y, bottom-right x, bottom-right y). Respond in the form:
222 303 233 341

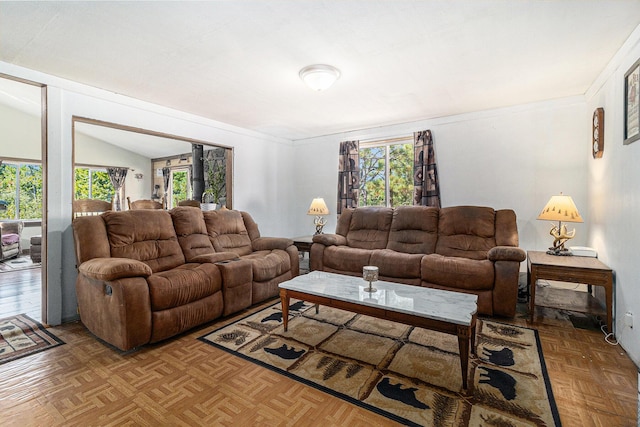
291 236 313 259
528 250 614 335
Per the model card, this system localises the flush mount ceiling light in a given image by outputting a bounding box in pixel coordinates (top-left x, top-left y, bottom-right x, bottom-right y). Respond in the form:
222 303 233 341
299 64 341 91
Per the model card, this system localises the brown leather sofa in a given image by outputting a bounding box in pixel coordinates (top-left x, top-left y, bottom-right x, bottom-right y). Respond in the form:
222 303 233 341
72 207 298 351
310 205 526 317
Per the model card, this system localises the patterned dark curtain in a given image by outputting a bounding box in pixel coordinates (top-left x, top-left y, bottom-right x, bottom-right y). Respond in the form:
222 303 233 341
106 167 128 211
162 167 171 209
413 130 441 207
337 140 360 215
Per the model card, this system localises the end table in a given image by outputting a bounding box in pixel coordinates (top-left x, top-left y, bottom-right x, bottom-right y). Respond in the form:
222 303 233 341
292 236 313 259
527 250 614 336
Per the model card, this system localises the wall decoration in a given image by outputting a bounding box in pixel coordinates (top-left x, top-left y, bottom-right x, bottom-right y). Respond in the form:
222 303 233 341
592 108 604 158
624 58 640 145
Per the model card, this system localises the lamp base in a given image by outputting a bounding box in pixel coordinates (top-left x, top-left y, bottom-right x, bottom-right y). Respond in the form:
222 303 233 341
313 216 327 235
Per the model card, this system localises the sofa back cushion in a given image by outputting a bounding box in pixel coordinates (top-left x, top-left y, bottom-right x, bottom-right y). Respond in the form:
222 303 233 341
435 206 497 260
203 209 253 256
102 210 185 273
345 207 393 250
387 206 439 254
171 206 215 261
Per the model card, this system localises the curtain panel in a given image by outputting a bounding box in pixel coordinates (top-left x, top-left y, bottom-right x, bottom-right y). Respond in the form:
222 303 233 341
106 167 128 211
413 130 441 208
337 140 360 215
162 167 171 209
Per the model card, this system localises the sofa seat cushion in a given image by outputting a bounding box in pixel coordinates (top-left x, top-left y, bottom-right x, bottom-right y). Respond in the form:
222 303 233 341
241 249 291 282
147 263 222 311
323 246 372 274
421 254 494 290
370 249 423 279
2 233 20 245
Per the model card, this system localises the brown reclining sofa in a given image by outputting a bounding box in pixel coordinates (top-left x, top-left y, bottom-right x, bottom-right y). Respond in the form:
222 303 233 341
72 207 298 351
310 205 526 317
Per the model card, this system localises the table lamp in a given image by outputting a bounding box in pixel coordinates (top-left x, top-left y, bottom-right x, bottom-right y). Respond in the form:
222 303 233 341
537 193 583 255
307 197 329 235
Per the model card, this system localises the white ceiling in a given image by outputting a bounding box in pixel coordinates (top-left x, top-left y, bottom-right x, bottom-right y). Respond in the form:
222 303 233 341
1 1 640 141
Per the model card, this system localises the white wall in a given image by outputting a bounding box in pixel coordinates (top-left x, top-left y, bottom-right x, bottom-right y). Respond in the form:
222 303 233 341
292 97 589 257
0 102 41 161
75 132 152 202
585 26 640 366
0 61 295 324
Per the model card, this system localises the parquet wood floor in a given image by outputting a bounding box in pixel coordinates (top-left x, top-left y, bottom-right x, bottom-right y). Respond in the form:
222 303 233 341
0 276 637 426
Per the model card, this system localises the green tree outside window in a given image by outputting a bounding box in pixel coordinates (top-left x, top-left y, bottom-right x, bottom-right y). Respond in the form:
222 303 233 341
171 170 189 207
359 143 412 207
74 167 114 202
0 161 42 220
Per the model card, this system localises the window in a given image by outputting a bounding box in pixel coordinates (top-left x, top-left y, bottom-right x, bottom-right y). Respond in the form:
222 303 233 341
74 166 117 202
169 168 191 208
0 160 43 220
359 139 413 207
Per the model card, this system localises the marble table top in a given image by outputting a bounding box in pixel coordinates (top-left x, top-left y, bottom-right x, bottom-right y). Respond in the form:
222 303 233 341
279 271 477 326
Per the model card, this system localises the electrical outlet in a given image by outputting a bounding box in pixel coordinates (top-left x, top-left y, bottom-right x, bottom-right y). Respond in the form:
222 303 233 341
625 312 634 329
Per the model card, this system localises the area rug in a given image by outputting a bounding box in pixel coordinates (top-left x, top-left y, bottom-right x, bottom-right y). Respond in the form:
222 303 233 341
199 301 560 426
0 314 64 364
0 255 41 272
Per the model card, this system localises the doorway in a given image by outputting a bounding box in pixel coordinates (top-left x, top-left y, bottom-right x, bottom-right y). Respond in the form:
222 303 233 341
0 75 47 322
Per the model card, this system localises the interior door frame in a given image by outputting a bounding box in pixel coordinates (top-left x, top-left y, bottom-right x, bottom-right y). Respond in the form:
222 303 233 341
0 73 48 323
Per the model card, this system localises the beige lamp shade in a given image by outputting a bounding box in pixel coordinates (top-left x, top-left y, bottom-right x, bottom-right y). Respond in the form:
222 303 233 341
307 198 329 216
537 194 583 223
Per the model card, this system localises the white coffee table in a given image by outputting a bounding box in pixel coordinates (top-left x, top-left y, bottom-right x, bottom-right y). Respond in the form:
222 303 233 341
278 271 478 391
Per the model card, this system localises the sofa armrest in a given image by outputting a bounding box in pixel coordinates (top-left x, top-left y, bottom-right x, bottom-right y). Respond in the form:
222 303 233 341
252 237 294 251
78 258 152 281
191 252 239 263
488 246 526 263
312 233 347 246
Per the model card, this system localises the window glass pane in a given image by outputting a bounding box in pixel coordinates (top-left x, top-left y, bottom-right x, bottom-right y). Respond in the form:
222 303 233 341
74 168 90 199
18 164 42 219
359 142 413 207
90 170 114 202
74 167 115 201
389 143 413 207
359 146 386 206
0 163 18 219
171 170 189 207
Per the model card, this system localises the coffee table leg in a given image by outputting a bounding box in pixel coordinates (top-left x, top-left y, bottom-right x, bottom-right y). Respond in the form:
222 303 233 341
457 325 471 391
280 288 290 331
471 320 477 356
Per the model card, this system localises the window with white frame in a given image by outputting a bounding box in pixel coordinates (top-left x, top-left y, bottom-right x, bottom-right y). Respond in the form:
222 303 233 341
359 138 413 207
74 166 118 203
0 160 43 220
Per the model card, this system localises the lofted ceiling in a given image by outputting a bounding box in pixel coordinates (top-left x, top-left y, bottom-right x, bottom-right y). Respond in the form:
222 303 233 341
1 1 640 141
